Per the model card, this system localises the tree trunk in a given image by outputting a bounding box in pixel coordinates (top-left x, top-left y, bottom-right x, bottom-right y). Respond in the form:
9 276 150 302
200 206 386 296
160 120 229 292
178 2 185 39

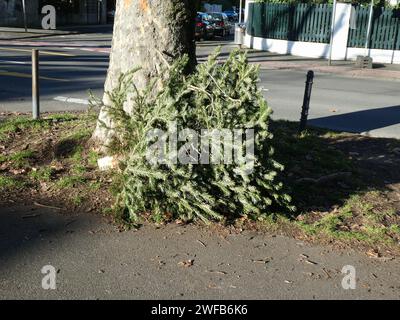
93 0 197 148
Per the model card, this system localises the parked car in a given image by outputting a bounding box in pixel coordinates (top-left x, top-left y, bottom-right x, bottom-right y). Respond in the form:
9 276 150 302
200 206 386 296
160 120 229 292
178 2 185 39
223 10 238 22
195 12 215 40
208 12 232 37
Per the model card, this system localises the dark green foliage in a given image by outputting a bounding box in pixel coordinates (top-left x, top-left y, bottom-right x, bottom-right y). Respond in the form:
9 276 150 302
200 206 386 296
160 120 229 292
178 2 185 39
103 49 294 224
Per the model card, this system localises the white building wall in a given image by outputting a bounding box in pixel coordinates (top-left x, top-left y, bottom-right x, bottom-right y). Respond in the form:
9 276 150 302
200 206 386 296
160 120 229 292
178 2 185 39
244 0 400 64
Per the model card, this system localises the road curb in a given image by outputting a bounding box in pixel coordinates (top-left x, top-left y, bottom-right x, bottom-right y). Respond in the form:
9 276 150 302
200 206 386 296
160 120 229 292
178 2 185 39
258 61 400 81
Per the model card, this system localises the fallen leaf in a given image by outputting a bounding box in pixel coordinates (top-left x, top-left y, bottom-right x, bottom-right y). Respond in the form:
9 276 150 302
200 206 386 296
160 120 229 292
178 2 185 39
251 258 270 264
206 270 227 275
366 249 380 258
197 240 207 247
34 202 63 210
178 259 194 268
10 168 25 175
207 283 222 289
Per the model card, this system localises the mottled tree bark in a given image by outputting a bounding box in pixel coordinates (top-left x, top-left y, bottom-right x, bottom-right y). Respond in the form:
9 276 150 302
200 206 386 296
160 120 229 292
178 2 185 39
93 0 197 148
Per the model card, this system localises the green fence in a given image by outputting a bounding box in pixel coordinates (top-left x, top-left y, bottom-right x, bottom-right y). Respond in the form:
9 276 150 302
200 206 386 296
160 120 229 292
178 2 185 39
247 2 332 43
348 6 400 50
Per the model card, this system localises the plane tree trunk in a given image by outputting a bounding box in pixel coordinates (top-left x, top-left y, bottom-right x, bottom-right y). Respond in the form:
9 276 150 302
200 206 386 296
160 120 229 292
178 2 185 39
93 0 197 147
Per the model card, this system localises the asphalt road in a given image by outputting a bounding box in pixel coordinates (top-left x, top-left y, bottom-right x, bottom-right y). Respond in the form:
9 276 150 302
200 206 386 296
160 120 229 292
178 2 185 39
261 71 400 139
0 31 110 112
0 27 399 139
1 206 399 299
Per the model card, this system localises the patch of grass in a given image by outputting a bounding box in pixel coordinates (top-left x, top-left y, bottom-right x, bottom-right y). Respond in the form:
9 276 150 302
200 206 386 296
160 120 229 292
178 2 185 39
89 181 101 191
69 146 89 179
273 123 353 176
0 176 25 189
46 126 90 190
55 143 88 187
72 165 86 176
88 150 98 167
72 195 83 206
71 145 84 162
102 207 114 215
30 167 53 182
0 154 7 164
0 150 35 168
0 118 49 141
56 175 86 189
55 129 91 159
0 112 110 217
151 211 167 224
62 128 92 147
389 224 400 235
271 122 357 212
0 113 88 143
109 173 124 197
8 150 35 167
295 192 400 245
46 113 77 122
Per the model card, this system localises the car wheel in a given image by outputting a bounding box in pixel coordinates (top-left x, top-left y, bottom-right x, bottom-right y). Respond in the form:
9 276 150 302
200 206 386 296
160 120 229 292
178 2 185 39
201 30 206 41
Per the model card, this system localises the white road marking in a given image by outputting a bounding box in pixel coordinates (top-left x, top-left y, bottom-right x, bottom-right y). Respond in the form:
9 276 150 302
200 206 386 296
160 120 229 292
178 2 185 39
54 96 89 105
0 60 28 65
0 69 68 81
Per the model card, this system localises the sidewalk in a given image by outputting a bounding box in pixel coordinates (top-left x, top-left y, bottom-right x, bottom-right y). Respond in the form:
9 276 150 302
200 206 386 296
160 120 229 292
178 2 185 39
246 49 400 81
1 205 399 299
0 24 112 40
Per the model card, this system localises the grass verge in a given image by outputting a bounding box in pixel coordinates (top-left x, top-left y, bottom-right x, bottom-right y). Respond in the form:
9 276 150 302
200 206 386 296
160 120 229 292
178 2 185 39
0 112 399 255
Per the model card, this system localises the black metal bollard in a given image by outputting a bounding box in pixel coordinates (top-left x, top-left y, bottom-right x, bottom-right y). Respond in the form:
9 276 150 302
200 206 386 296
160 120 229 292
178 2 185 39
32 49 40 120
299 70 314 133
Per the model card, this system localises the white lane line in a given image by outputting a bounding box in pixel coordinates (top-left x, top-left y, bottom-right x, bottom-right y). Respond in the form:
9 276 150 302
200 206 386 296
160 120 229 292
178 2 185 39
63 47 111 53
0 60 28 65
0 47 74 56
54 96 89 105
80 48 110 53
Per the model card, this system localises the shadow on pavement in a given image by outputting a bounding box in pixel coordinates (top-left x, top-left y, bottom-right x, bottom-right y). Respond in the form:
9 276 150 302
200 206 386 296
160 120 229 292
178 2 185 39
309 105 400 134
0 206 76 264
271 120 400 214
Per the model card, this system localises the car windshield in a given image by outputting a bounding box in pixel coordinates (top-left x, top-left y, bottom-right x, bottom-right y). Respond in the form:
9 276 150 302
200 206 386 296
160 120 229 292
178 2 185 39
197 14 211 22
209 13 223 21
